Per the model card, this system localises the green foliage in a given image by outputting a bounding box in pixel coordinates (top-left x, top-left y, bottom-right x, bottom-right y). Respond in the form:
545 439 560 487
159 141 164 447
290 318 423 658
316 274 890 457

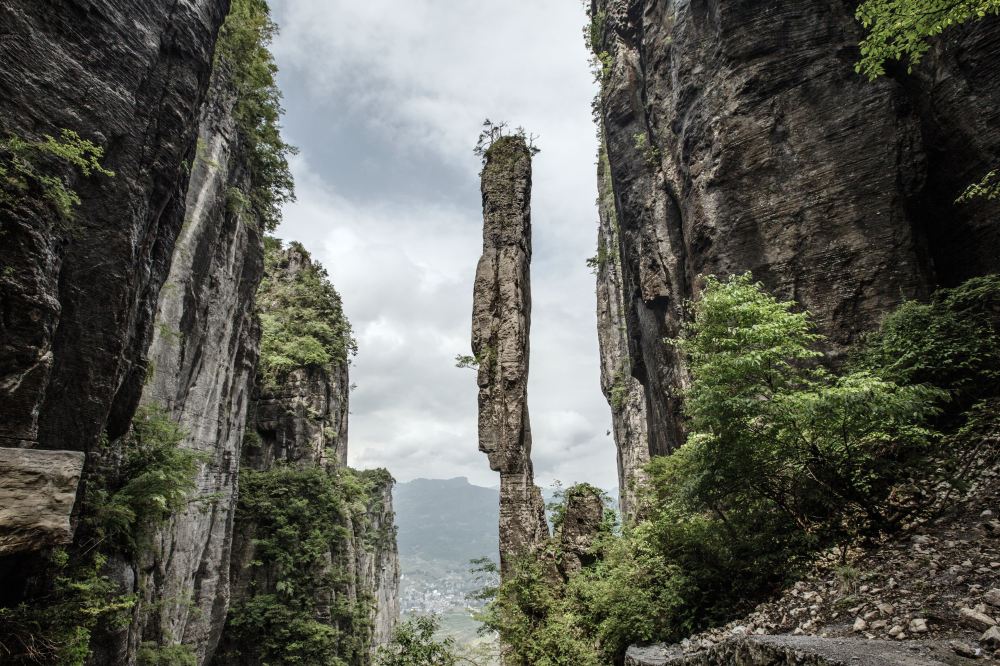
0 402 202 664
215 0 296 231
473 119 540 165
454 354 479 370
632 132 660 166
476 554 603 666
854 274 1000 407
87 404 205 554
376 615 462 666
0 128 114 219
223 465 379 664
488 274 998 662
136 642 197 666
956 169 1000 202
0 551 135 665
258 238 357 386
855 0 1000 79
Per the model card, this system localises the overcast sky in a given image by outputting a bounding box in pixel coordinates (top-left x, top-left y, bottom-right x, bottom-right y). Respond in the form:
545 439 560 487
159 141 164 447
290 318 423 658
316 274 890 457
268 0 616 489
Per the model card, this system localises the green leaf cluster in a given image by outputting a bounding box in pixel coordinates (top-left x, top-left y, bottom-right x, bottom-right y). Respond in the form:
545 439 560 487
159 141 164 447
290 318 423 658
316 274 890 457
87 404 206 554
375 615 461 666
215 0 296 232
0 403 201 665
258 238 357 387
855 0 1000 79
0 128 114 219
0 551 135 666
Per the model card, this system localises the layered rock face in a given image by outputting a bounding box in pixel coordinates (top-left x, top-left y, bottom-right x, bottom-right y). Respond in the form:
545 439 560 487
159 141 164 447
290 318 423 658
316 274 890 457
594 143 650 521
219 242 399 664
591 0 1000 460
472 136 549 575
0 0 229 455
557 486 605 578
131 62 264 663
0 448 85 555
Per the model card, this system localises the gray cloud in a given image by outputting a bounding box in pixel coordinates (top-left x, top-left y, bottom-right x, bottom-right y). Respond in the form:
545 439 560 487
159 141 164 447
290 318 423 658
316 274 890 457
269 0 617 489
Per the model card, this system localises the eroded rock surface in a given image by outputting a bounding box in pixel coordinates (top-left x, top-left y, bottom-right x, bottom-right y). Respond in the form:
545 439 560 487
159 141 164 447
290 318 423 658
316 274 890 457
595 141 650 521
591 0 1000 461
131 62 264 664
0 447 85 555
472 136 549 574
0 0 229 454
558 486 606 577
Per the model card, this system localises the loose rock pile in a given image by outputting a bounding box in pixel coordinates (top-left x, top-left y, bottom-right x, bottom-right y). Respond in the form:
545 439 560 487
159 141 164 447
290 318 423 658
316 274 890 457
657 469 1000 663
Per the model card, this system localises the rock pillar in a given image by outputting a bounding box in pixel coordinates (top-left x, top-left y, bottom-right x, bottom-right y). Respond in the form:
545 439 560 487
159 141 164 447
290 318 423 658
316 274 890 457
472 135 549 575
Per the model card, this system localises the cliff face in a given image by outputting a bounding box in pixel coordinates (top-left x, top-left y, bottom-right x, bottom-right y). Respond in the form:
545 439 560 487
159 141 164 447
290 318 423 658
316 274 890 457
472 135 549 575
590 0 1000 461
594 142 650 522
132 61 264 663
0 0 229 455
218 242 399 665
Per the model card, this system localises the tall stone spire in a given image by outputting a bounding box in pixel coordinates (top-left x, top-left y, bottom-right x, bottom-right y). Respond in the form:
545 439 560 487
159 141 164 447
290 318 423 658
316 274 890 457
472 134 549 575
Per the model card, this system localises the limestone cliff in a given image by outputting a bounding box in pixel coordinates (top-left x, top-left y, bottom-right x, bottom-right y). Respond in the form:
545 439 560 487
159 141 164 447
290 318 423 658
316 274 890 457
216 241 399 665
472 134 549 576
590 0 1000 462
130 60 264 663
0 0 229 456
594 142 650 522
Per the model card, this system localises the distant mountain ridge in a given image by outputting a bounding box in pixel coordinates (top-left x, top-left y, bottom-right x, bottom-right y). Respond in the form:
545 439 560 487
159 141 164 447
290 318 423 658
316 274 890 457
393 477 499 564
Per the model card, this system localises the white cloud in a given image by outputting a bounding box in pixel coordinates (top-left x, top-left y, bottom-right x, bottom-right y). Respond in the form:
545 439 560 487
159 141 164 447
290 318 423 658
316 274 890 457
269 0 618 489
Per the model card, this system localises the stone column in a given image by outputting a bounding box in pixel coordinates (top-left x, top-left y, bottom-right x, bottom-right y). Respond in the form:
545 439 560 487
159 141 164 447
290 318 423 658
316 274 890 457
472 135 549 576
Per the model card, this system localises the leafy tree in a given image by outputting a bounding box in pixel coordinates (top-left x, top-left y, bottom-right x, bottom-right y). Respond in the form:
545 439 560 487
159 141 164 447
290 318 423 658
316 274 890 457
671 274 945 541
376 615 463 666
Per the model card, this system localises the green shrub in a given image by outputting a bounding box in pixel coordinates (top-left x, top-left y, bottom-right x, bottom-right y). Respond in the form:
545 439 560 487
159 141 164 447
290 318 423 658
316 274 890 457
0 551 135 665
0 128 114 219
257 238 357 386
855 275 1000 408
136 642 197 666
223 465 377 664
87 404 205 554
215 0 296 232
376 615 461 666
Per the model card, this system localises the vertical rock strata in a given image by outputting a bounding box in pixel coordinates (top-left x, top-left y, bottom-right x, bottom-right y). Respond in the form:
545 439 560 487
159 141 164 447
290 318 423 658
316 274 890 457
133 62 264 663
218 242 399 665
0 0 230 454
590 0 1000 464
472 136 549 574
595 142 650 521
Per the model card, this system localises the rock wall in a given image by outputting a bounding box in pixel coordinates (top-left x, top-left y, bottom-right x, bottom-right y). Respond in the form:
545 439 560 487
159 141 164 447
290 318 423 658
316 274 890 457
130 60 264 664
341 472 401 652
590 0 1000 461
219 242 398 664
594 142 650 521
472 136 549 575
0 0 229 455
